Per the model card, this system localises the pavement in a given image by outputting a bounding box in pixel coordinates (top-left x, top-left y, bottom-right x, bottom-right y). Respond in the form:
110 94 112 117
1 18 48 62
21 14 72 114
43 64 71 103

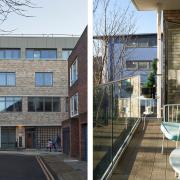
0 149 87 180
40 153 87 180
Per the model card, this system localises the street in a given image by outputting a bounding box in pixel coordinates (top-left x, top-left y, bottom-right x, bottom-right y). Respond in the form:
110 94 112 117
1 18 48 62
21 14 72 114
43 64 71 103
0 154 47 180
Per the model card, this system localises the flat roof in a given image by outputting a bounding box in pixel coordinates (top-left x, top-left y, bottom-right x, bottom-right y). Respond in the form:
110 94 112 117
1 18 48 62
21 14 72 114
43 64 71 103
132 0 180 11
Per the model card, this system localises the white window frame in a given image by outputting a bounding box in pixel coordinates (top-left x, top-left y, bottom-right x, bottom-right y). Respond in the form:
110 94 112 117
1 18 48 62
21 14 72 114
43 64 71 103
70 58 78 86
70 93 78 117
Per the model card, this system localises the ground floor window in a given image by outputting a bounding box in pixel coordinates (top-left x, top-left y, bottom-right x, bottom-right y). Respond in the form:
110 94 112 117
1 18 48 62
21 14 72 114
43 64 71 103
70 93 78 117
1 127 16 149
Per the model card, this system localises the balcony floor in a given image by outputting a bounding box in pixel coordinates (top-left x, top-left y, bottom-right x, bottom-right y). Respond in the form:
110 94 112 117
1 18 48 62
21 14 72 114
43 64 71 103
111 120 176 180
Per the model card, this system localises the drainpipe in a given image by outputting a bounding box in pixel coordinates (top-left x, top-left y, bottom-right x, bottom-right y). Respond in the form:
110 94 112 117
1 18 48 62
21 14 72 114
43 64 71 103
157 7 162 118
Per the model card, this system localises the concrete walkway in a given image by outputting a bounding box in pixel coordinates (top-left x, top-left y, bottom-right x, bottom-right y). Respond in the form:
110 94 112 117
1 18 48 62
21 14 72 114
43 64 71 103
0 149 87 180
41 154 87 180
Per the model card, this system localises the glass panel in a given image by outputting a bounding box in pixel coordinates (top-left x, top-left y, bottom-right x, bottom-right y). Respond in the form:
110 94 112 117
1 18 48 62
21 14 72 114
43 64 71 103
41 50 49 59
138 62 148 70
93 76 145 179
45 97 52 112
6 97 14 112
48 50 57 59
6 73 15 86
28 97 35 112
70 60 77 85
35 73 43 86
53 97 60 112
12 50 20 59
0 97 5 112
74 94 78 115
5 50 12 59
126 61 138 70
65 97 68 112
34 50 40 59
62 50 72 60
14 97 22 112
0 50 4 59
0 73 6 86
35 97 44 112
26 50 34 59
44 73 53 86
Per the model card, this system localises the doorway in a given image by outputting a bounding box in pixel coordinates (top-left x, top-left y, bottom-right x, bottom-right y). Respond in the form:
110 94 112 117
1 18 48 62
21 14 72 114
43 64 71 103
25 128 36 148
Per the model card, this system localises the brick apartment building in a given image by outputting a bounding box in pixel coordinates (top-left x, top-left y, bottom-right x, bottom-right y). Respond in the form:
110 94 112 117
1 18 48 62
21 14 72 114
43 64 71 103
0 35 78 149
62 27 87 161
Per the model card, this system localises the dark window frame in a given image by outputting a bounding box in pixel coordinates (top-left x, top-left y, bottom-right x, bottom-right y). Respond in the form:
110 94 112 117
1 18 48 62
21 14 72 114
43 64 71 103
28 97 61 112
0 49 20 59
0 96 22 112
26 49 57 60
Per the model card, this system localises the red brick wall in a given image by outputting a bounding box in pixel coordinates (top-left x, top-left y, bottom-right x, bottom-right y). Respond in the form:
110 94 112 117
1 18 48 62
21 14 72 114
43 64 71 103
70 118 79 157
67 27 87 160
68 27 87 115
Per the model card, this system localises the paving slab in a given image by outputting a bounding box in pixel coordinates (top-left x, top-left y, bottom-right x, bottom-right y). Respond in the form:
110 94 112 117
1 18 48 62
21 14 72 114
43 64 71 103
40 153 87 180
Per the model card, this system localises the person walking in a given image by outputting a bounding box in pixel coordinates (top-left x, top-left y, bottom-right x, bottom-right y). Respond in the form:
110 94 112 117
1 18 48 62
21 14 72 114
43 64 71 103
56 135 61 151
47 139 52 152
52 138 56 151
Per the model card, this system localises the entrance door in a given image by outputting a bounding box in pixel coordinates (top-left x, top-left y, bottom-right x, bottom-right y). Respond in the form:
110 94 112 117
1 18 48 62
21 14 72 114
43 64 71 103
25 128 36 148
82 124 87 161
63 127 70 155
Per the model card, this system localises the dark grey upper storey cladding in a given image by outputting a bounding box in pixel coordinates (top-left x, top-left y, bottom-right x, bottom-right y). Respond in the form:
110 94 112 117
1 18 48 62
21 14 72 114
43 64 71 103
0 36 79 59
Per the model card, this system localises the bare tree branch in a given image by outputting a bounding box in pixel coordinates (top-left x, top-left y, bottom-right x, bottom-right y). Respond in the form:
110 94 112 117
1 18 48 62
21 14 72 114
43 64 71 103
93 0 137 84
0 0 38 32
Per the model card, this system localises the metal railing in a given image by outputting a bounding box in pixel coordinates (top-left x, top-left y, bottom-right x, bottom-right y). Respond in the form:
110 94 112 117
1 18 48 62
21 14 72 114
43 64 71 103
93 75 157 180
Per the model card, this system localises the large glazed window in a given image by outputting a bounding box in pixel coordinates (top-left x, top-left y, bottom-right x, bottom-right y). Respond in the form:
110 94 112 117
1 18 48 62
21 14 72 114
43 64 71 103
70 58 78 86
70 93 78 117
0 97 22 112
0 72 16 86
26 49 57 60
0 49 20 59
28 97 60 112
35 72 53 87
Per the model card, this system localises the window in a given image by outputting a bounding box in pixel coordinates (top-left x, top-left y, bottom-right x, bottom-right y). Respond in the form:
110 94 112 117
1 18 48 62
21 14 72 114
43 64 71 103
28 97 60 112
126 61 151 70
0 97 22 112
126 61 138 70
26 49 57 60
138 62 149 70
0 49 20 59
0 72 16 86
62 49 73 60
65 97 68 112
70 58 78 86
35 72 53 87
70 93 78 117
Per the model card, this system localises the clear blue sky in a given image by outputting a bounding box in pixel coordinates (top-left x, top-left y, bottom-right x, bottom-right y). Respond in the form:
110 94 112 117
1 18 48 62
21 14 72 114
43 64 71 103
1 0 87 35
128 0 157 33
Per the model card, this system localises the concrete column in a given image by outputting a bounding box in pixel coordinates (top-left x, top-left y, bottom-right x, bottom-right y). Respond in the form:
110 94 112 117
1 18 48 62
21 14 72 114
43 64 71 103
157 8 162 118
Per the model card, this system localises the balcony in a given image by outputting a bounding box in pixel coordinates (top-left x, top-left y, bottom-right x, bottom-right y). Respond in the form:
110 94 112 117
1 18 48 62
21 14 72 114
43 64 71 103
93 75 175 179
